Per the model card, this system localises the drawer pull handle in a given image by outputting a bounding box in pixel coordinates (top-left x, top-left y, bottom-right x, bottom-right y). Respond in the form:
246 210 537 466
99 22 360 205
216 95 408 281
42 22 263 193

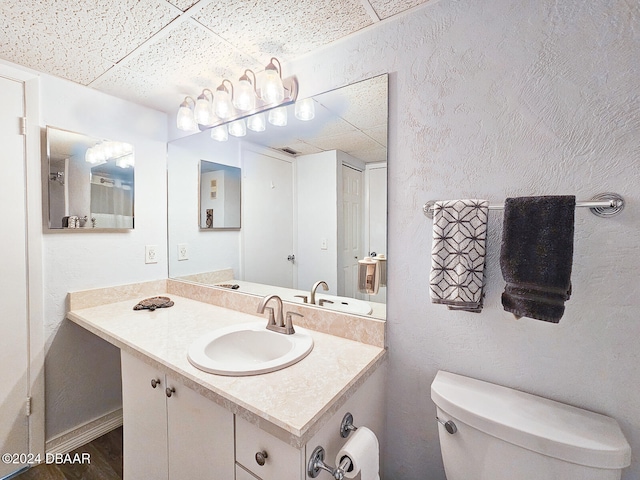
165 387 176 398
255 450 268 466
151 378 161 388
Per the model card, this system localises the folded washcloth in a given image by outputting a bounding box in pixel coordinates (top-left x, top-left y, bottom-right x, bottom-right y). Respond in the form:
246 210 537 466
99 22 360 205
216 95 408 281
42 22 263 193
430 199 489 312
500 196 576 323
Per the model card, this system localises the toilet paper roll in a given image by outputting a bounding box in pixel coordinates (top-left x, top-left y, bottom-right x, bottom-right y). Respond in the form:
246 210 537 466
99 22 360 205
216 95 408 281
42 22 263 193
336 427 380 480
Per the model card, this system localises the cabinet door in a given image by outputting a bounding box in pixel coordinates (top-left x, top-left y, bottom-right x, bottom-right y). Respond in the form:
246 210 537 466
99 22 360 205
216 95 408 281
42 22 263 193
166 377 234 480
121 351 169 480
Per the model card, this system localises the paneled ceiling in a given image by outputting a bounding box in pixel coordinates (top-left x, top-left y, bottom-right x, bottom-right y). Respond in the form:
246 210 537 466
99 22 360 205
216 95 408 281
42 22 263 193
1 0 428 162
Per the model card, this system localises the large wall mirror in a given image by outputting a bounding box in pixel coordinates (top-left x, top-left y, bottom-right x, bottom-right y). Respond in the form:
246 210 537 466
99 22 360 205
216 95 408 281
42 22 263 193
167 74 387 319
46 126 135 230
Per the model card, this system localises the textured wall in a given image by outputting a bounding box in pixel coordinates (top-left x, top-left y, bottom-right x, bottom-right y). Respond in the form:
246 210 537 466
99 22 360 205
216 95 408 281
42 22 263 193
40 75 168 440
289 0 640 478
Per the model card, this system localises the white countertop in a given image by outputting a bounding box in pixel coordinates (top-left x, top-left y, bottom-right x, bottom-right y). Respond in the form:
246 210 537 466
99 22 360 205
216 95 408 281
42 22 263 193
67 293 386 448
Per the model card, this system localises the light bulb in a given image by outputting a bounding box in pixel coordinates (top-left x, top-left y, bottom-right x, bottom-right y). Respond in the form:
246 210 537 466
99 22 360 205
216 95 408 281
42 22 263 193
261 59 285 104
210 125 228 142
268 106 288 127
295 98 315 121
228 119 247 137
214 85 233 119
176 99 196 131
247 112 266 132
194 92 213 125
233 78 256 111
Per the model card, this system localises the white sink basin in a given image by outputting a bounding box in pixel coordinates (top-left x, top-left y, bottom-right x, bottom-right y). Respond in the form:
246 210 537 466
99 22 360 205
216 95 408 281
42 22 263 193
187 321 314 376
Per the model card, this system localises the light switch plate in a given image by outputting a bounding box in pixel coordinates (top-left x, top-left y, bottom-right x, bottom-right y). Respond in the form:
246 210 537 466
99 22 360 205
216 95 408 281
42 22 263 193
177 243 189 261
145 245 158 264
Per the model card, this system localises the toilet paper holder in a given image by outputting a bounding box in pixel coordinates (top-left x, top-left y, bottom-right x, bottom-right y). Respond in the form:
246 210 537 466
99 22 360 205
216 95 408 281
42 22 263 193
307 445 352 479
307 413 358 479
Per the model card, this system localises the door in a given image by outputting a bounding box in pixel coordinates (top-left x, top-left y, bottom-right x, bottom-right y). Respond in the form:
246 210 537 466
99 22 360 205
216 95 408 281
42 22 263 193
242 149 295 288
338 164 364 298
367 164 387 303
0 75 29 478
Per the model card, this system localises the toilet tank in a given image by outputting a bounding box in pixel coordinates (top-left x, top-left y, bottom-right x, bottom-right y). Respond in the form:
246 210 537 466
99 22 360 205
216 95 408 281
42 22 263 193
431 371 631 480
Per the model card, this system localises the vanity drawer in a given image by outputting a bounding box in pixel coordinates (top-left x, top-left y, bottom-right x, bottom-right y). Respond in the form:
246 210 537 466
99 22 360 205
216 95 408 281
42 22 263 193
236 464 260 480
235 416 304 480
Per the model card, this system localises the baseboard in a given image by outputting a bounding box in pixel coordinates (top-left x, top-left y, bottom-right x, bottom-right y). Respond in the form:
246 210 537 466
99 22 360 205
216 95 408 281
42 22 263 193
45 408 122 456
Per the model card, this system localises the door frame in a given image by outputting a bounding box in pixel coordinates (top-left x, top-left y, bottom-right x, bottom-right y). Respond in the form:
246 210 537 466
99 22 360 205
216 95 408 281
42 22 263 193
0 61 45 460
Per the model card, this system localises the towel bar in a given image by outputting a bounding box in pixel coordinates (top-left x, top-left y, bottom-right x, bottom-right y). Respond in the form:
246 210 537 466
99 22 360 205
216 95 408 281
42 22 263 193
423 193 624 219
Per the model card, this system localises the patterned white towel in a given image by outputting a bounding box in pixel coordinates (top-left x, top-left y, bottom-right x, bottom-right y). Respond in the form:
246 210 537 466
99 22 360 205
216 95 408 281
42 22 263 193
429 199 489 312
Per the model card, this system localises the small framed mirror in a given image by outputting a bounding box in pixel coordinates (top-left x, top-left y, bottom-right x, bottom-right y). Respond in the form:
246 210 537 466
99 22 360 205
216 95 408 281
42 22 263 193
46 126 135 230
199 160 241 230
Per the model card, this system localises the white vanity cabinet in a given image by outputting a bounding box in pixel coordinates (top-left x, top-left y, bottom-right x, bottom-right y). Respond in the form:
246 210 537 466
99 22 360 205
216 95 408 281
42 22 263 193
121 351 234 480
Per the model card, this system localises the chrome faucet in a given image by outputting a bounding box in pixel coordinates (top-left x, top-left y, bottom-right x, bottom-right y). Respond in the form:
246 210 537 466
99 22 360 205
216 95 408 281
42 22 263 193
257 294 300 335
310 281 329 305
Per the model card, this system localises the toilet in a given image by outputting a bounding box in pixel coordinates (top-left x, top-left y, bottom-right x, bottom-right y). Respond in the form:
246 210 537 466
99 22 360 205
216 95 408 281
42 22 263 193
431 371 631 480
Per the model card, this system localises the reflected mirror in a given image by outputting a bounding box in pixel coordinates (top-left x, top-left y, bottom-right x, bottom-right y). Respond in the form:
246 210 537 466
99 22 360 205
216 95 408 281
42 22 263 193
168 74 387 319
46 126 135 230
199 161 241 229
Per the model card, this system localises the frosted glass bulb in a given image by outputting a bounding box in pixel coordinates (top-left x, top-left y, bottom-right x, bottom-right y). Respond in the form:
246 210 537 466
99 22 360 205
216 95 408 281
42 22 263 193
228 119 247 137
247 112 266 132
268 106 288 127
210 125 228 142
294 98 315 121
194 96 213 125
261 68 284 104
214 89 233 119
233 78 256 111
177 104 196 131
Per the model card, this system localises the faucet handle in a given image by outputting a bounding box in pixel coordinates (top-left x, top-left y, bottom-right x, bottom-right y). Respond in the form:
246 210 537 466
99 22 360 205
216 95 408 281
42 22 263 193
284 311 303 334
294 295 308 303
318 299 334 307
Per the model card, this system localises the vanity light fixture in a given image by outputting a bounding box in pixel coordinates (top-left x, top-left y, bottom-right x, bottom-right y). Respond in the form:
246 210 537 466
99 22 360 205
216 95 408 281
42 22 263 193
85 141 134 167
194 89 215 125
175 56 298 132
176 96 197 131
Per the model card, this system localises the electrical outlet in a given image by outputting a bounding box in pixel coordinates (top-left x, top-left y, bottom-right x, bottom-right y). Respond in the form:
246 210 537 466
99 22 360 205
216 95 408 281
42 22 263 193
145 245 158 264
177 243 189 261
320 238 328 250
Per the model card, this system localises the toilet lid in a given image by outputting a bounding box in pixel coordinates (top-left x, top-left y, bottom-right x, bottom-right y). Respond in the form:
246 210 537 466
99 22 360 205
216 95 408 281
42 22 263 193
431 371 631 469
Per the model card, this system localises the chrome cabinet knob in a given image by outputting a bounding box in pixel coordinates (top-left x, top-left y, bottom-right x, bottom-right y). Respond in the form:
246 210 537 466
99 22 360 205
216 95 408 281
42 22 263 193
151 378 161 388
165 386 176 398
255 450 268 466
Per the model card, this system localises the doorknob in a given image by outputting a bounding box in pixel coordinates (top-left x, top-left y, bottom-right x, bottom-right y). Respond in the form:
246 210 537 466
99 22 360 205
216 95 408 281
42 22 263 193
287 254 295 263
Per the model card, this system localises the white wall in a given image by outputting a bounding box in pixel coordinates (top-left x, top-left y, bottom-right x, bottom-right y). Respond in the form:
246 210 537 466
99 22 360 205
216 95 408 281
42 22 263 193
288 1 640 478
40 75 168 440
296 150 338 293
167 135 241 278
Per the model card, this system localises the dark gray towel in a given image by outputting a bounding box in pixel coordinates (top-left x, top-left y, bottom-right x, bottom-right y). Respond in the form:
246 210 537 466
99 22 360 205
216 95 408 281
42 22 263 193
500 196 576 323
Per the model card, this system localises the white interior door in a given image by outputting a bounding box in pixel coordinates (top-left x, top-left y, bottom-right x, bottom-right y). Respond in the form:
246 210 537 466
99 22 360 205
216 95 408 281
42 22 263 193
338 164 364 298
367 164 387 303
0 75 29 477
242 149 294 288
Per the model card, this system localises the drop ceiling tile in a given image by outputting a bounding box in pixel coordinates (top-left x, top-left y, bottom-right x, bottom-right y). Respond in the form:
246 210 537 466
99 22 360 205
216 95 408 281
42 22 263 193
195 0 373 62
369 0 431 19
348 143 387 163
0 21 114 85
362 125 387 147
307 130 379 154
271 141 323 156
123 20 256 94
0 0 179 64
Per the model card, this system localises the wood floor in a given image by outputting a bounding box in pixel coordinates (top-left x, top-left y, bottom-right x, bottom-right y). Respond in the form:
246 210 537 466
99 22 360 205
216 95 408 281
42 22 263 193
15 427 122 480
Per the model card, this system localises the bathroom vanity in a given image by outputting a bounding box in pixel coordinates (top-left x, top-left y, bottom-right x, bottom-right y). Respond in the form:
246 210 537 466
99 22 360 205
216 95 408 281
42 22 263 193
67 281 386 480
